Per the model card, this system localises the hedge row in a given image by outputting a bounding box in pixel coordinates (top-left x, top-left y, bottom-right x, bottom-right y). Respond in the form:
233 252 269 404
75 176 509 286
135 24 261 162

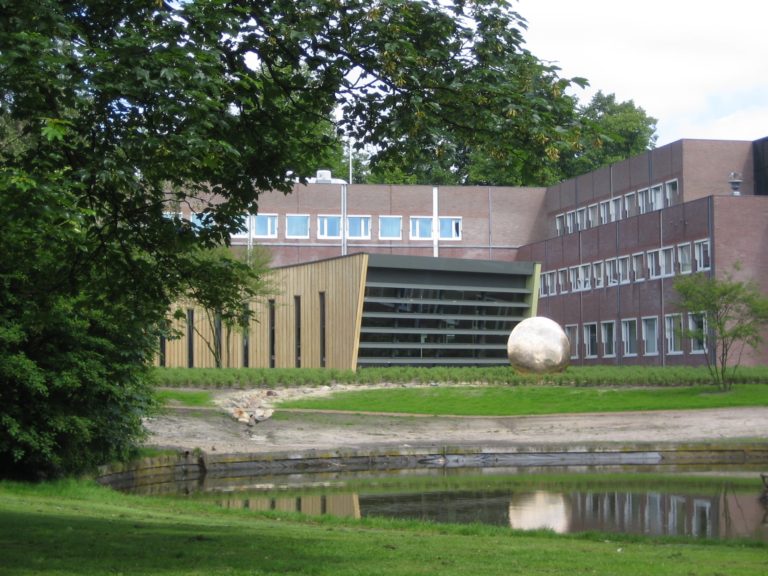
151 365 768 389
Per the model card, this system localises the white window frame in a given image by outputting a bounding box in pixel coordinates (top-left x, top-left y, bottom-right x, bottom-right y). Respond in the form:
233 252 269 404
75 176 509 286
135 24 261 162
409 216 434 240
677 243 692 275
694 239 711 271
665 314 683 355
660 246 674 277
599 201 611 225
587 204 598 228
286 214 310 239
439 216 462 240
569 266 581 292
647 250 661 279
583 323 598 358
632 252 645 282
593 261 604 289
601 321 616 358
605 258 618 286
253 214 278 238
637 188 650 214
546 271 557 296
664 179 679 207
378 215 402 240
347 215 371 239
539 273 548 298
621 318 638 357
611 197 623 222
565 324 579 359
558 269 569 294
624 192 636 218
650 185 663 211
565 211 575 234
317 214 342 239
688 313 707 354
642 316 659 356
580 264 591 290
576 207 587 231
231 214 251 239
618 256 631 285
555 214 565 237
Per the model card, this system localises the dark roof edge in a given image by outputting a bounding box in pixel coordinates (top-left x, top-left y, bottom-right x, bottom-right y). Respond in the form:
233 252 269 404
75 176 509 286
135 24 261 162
366 253 536 275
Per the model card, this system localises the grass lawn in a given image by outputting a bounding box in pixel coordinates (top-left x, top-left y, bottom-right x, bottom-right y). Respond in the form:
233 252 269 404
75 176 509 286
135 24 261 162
1 479 766 576
277 383 768 416
155 389 215 408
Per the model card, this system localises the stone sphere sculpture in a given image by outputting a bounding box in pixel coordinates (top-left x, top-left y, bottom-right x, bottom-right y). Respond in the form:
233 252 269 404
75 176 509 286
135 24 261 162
507 316 570 373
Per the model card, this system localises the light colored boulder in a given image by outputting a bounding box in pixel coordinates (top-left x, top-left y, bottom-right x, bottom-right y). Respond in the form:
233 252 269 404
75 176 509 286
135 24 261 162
507 316 570 373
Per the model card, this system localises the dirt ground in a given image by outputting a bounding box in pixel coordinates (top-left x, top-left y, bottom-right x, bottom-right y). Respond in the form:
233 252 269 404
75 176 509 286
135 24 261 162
143 385 768 454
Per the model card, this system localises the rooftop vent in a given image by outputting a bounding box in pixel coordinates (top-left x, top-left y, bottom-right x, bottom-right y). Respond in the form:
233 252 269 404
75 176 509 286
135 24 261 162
315 169 333 182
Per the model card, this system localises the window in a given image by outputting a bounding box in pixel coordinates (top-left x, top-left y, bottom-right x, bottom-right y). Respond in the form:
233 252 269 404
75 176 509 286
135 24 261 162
650 185 663 210
618 256 630 284
621 319 637 356
647 250 660 279
611 197 623 222
558 269 569 294
569 267 581 292
565 325 579 359
642 317 659 356
555 214 565 236
587 204 598 228
677 243 692 274
637 188 650 214
539 273 548 297
565 211 575 234
601 321 616 357
580 264 591 290
584 323 598 358
593 261 604 288
605 258 618 286
231 214 250 239
665 314 683 355
439 217 462 240
665 179 679 207
379 215 402 240
694 239 711 271
347 215 371 239
317 215 342 239
410 216 433 239
599 201 611 225
286 214 310 238
689 313 707 354
546 271 557 295
660 247 674 277
577 207 589 231
624 192 636 218
254 214 278 238
632 253 645 282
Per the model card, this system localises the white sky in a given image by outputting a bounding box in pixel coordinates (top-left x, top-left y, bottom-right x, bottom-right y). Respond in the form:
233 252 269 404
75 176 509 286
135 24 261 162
517 0 768 146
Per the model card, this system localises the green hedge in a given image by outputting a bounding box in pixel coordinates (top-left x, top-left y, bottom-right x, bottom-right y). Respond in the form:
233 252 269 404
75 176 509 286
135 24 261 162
152 365 768 389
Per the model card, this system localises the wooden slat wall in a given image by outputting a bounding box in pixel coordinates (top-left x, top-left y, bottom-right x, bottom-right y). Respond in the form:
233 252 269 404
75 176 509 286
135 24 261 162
159 254 369 370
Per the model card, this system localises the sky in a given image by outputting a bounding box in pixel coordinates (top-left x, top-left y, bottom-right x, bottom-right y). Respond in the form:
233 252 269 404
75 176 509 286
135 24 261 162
517 0 768 146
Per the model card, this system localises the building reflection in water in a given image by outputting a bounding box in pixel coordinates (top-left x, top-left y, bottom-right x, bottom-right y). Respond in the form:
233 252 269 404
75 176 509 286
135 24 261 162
218 488 767 542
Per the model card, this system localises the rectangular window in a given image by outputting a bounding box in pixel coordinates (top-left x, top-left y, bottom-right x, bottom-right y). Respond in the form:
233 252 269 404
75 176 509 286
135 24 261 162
689 313 707 354
319 292 326 368
618 256 631 284
593 261 604 288
624 192 636 218
439 216 462 240
584 323 598 358
410 216 433 240
558 269 569 294
637 188 650 214
678 243 692 274
569 266 581 292
347 215 371 239
665 314 683 355
611 197 623 222
660 247 674 277
546 271 557 295
317 215 342 239
632 253 645 282
254 214 278 238
587 204 598 228
565 325 579 359
599 201 611 225
555 214 565 236
565 211 575 234
621 319 637 357
642 316 659 356
379 215 402 240
647 250 660 279
576 208 587 231
286 214 310 238
665 179 679 207
580 264 591 290
605 258 618 286
539 273 548 298
231 214 251 239
694 239 711 271
650 185 663 211
190 212 209 231
601 321 616 357
294 296 301 368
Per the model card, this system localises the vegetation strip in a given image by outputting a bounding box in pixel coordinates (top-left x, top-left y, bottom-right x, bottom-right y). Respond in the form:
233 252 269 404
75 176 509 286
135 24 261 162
1 480 766 576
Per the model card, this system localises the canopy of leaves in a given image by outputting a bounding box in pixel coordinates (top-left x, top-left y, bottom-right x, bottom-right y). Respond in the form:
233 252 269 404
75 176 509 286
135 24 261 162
0 0 589 478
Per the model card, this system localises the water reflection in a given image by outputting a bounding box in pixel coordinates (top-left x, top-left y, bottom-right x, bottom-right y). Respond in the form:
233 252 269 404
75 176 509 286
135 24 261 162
220 487 768 542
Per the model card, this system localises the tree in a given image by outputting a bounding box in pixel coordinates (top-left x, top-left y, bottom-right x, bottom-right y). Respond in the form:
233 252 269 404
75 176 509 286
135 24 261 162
0 0 587 478
558 91 658 179
674 266 768 390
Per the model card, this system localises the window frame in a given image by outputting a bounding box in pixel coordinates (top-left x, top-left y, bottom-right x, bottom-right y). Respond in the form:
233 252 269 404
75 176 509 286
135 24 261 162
621 318 638 357
317 214 342 239
564 324 579 359
285 213 310 239
694 239 711 271
688 312 707 354
601 321 616 358
583 323 598 358
632 252 645 282
665 313 684 355
409 216 434 240
378 215 402 240
642 316 659 356
677 242 692 274
593 261 604 289
254 213 278 238
605 258 618 286
618 255 631 285
347 215 372 239
438 216 462 240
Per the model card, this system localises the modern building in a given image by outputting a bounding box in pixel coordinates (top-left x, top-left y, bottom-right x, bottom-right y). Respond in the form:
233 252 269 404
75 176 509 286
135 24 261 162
165 136 768 369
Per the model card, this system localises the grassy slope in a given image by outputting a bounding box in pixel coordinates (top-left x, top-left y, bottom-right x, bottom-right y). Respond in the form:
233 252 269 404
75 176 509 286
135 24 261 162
1 480 766 576
278 384 768 416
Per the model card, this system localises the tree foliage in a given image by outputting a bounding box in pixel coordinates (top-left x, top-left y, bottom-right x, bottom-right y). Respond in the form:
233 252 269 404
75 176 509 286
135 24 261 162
674 267 768 390
0 0 589 478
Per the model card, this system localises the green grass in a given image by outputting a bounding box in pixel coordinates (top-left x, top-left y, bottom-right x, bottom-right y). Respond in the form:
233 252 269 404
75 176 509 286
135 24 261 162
1 479 766 575
155 389 215 408
278 383 768 416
